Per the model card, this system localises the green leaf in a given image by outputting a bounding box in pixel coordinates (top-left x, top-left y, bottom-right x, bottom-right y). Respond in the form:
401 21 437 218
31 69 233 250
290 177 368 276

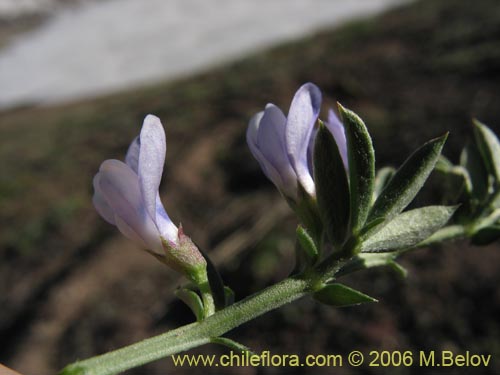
362 205 456 252
367 134 448 230
199 248 226 310
473 119 500 183
471 225 500 245
314 283 377 307
296 225 319 263
460 142 489 200
338 104 375 233
175 288 204 322
314 121 350 246
373 167 396 202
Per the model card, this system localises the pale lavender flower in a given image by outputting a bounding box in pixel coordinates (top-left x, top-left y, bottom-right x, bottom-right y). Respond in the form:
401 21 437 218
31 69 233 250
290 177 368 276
93 114 176 251
247 83 347 200
92 115 205 277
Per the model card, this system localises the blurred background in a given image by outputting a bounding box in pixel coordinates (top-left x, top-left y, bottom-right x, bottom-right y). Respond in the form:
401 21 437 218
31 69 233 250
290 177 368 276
0 0 499 374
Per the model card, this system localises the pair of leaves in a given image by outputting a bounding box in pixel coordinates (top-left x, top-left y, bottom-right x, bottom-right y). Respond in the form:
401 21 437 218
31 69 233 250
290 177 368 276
314 103 451 253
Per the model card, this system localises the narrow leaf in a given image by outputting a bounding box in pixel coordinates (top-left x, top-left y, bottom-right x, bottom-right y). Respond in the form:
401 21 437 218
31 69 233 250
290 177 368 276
460 142 489 200
338 104 375 233
175 288 204 322
314 121 350 246
373 167 396 202
367 134 448 228
471 225 500 245
296 225 319 263
314 283 377 307
362 205 456 252
473 119 500 183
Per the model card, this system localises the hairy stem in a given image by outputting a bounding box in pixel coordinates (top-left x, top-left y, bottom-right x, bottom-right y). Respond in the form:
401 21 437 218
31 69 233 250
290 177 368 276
60 276 311 375
60 223 469 375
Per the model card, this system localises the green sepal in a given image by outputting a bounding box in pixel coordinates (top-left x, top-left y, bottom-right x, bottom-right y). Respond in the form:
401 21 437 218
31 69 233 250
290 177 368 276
296 225 319 263
471 225 500 245
224 286 235 307
373 167 396 203
367 134 448 232
338 104 375 233
473 119 500 183
460 142 489 201
313 121 350 246
289 185 323 243
361 205 457 252
313 283 377 307
175 288 204 322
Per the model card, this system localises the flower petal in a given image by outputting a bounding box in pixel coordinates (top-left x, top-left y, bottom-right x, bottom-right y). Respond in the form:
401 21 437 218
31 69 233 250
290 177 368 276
92 173 116 225
326 109 348 169
114 215 149 250
247 110 296 198
125 135 140 173
247 111 278 181
285 83 322 195
246 110 264 150
256 104 297 196
155 194 178 244
98 159 162 252
138 114 166 226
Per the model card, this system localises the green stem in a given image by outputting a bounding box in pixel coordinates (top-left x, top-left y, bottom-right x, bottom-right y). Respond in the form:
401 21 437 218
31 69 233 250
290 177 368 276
60 276 311 375
198 274 215 318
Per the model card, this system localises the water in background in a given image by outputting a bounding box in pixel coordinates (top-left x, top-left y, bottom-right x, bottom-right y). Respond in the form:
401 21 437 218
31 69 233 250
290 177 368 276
0 0 409 108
